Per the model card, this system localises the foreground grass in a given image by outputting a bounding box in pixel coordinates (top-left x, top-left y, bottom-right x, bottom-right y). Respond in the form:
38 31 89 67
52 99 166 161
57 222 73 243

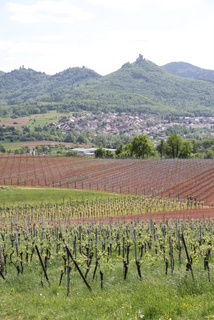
0 186 117 206
0 259 214 319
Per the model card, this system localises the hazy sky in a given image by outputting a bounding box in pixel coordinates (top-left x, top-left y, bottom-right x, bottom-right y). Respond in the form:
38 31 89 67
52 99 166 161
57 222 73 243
0 0 214 75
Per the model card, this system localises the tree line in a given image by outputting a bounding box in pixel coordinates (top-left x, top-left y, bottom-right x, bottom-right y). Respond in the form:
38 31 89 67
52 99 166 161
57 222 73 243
2 131 214 159
95 133 193 159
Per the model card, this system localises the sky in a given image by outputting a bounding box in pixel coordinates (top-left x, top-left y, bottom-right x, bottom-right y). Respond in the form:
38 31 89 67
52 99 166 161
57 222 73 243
0 0 214 75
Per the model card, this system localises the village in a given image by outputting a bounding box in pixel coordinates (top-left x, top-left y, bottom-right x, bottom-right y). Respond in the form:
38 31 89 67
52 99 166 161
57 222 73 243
49 112 214 141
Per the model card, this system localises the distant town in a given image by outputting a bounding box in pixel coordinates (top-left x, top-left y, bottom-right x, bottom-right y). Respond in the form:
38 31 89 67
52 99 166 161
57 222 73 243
49 112 214 142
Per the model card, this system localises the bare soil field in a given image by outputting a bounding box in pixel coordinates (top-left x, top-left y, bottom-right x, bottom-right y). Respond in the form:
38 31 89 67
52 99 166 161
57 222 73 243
0 116 33 126
120 208 214 223
0 155 214 206
21 141 79 147
55 208 214 227
0 112 64 127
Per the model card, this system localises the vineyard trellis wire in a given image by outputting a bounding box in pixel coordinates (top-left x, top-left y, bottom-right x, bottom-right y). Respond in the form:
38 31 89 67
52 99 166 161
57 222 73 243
1 155 214 204
0 199 214 294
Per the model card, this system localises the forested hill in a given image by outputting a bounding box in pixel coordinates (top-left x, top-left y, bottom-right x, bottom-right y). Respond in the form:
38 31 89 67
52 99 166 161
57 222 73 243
0 67 101 101
74 59 214 116
1 58 214 118
162 62 214 82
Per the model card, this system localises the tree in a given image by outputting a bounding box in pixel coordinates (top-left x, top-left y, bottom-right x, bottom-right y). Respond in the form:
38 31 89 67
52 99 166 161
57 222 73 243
130 134 153 158
76 134 88 144
65 151 79 157
115 143 124 156
192 139 197 153
165 133 182 158
0 143 6 153
94 134 107 147
64 133 75 143
156 139 165 158
180 141 192 158
205 149 214 159
95 145 106 158
124 141 132 157
105 150 114 158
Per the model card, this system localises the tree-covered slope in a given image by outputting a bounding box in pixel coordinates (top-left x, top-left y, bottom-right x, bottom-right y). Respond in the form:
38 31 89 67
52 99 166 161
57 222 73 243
162 62 214 81
50 67 101 88
1 59 214 117
0 67 101 116
0 68 49 102
67 59 214 116
0 67 100 101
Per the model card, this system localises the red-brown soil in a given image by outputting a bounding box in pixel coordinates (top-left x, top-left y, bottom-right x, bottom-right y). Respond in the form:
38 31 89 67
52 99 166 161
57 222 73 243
73 208 214 225
1 155 214 205
0 116 32 126
0 113 63 127
20 141 83 147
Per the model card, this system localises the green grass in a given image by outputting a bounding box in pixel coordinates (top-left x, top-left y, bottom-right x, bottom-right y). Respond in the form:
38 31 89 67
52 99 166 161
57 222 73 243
24 112 67 130
1 141 24 150
1 141 74 151
0 189 213 319
0 112 66 130
0 186 212 319
0 186 118 206
0 111 64 122
0 186 191 221
0 248 214 319
0 115 12 121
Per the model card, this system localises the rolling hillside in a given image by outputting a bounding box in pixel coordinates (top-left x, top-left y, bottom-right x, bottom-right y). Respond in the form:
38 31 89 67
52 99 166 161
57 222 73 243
162 61 214 82
71 59 214 115
0 67 101 102
1 57 214 117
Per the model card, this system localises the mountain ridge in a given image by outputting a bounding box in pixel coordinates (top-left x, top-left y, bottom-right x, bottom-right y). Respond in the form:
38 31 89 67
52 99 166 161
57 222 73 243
1 58 214 118
162 61 214 81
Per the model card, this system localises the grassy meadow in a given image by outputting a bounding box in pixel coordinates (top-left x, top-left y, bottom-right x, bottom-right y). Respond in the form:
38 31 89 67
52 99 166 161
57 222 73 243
0 111 66 127
1 259 214 320
24 112 68 130
0 186 116 206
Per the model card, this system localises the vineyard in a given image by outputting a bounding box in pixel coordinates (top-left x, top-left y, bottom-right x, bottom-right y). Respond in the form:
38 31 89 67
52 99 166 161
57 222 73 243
1 156 214 319
1 198 214 319
1 154 214 205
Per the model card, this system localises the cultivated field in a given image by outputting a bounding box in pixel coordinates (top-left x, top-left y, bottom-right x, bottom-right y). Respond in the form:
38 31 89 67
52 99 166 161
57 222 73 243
0 112 65 127
1 155 214 204
1 157 214 319
1 196 214 319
